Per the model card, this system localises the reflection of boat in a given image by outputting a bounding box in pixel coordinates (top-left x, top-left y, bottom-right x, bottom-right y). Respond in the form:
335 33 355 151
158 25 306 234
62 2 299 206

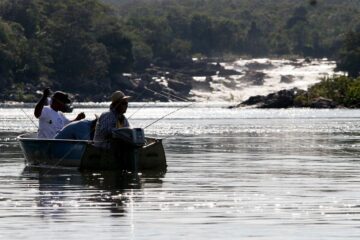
21 167 142 215
18 132 167 171
22 166 143 190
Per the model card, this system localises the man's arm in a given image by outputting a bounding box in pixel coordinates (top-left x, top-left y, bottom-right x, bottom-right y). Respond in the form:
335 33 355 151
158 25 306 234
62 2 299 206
70 112 86 122
34 88 51 118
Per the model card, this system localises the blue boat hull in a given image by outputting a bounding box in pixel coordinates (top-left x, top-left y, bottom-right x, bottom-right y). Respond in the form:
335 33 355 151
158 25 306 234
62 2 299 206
18 133 167 171
19 134 88 168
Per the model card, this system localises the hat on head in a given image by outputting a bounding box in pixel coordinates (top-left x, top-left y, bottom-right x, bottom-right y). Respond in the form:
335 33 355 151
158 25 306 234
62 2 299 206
111 90 131 104
52 91 71 104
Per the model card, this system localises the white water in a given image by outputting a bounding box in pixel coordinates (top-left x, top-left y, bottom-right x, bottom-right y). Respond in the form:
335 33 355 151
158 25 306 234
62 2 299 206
191 58 338 102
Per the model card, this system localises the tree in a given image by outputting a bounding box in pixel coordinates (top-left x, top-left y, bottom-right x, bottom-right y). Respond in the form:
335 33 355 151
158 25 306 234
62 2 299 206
97 28 134 75
190 14 214 54
336 31 360 78
244 22 268 56
0 20 26 91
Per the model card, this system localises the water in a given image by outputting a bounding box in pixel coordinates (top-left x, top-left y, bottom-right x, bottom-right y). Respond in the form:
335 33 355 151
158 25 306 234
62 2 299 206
191 58 338 102
1 104 360 239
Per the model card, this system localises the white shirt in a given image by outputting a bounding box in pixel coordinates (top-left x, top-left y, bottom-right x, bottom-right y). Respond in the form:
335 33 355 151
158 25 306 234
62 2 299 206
38 106 70 139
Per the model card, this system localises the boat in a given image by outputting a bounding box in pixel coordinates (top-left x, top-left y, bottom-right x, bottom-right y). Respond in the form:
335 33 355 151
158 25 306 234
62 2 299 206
18 129 167 171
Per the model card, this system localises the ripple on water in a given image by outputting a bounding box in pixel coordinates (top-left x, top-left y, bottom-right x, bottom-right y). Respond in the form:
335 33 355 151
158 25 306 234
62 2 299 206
1 107 360 239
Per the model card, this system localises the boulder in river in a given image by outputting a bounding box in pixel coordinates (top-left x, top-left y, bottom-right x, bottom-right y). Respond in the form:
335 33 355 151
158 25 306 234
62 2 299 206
240 71 266 85
238 88 302 108
244 61 275 71
280 75 295 83
309 97 337 109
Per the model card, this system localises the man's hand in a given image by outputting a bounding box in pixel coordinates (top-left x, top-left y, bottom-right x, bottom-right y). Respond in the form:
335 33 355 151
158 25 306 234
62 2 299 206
35 88 51 118
43 88 51 98
75 112 86 121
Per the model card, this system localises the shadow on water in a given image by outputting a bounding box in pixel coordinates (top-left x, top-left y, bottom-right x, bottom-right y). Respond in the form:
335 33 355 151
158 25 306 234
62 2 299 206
21 166 166 217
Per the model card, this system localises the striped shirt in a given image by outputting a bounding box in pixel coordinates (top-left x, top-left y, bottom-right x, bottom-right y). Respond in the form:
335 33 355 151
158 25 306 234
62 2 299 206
93 108 129 148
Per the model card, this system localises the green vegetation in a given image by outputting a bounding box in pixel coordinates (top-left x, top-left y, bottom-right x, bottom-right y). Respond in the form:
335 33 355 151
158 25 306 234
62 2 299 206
295 76 360 107
0 0 133 99
104 0 360 58
1 0 360 101
336 31 360 78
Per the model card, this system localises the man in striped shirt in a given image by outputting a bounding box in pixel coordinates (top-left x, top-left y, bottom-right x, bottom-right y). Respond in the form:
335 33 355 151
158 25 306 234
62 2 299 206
93 90 130 148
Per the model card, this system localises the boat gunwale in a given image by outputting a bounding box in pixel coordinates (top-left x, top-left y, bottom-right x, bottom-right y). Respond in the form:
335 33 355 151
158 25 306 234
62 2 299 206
17 133 91 144
17 133 162 148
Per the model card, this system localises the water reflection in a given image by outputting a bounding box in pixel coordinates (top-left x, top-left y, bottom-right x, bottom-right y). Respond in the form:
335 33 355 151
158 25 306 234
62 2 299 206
21 167 165 217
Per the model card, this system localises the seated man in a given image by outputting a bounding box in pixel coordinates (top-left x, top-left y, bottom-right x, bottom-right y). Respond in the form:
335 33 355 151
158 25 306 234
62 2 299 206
55 118 98 140
93 90 130 148
34 88 85 139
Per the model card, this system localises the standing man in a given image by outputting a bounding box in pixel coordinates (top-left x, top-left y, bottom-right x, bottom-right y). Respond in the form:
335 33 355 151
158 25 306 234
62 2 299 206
34 88 85 139
93 90 130 148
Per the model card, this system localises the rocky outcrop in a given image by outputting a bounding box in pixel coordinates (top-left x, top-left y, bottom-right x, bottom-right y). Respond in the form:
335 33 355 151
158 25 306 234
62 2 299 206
235 88 344 109
310 97 337 108
239 88 300 108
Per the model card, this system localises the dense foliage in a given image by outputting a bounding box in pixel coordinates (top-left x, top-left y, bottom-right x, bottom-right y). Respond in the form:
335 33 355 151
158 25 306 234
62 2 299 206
0 0 133 100
104 0 360 59
294 76 360 107
336 31 360 78
1 0 360 101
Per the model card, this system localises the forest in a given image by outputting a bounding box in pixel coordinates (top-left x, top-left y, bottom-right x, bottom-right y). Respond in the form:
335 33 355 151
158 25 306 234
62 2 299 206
0 0 360 102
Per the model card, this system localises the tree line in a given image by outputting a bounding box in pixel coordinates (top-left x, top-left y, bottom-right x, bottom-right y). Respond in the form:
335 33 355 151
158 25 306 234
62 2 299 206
0 0 360 101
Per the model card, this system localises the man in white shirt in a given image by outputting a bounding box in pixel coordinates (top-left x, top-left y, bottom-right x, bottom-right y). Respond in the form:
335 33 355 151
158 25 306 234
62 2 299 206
34 88 85 139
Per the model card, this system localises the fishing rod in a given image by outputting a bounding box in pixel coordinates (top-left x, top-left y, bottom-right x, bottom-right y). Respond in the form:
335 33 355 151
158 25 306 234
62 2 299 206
141 88 197 129
20 108 38 128
129 87 192 120
128 88 148 119
143 102 195 129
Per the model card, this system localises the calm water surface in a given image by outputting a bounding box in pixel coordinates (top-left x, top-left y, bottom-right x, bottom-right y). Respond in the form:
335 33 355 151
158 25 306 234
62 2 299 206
1 104 360 239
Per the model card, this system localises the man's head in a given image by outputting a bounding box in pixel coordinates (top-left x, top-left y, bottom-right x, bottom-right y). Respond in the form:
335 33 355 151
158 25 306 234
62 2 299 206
51 91 72 112
111 90 130 114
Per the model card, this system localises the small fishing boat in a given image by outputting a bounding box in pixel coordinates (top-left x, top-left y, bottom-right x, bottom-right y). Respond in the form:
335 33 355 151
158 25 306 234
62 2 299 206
18 128 167 171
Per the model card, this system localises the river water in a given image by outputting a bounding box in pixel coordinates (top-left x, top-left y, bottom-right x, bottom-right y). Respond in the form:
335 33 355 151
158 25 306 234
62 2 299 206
1 104 360 239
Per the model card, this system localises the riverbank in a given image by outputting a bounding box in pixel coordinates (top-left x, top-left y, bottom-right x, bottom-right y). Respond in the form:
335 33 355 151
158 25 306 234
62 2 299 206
234 75 360 109
0 57 339 105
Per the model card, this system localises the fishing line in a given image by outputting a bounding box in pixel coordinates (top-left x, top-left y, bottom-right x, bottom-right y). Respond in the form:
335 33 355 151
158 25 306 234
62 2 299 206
129 87 192 119
128 102 148 119
144 87 191 102
137 87 203 129
128 88 148 119
41 140 88 175
160 89 192 102
143 102 195 129
20 108 38 128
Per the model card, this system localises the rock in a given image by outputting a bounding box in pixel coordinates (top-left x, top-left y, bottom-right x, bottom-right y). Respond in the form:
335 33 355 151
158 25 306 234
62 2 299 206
304 57 311 63
280 75 295 83
192 76 212 91
218 68 240 76
240 88 300 108
168 78 192 95
240 71 266 85
244 61 275 71
240 95 266 106
310 97 336 108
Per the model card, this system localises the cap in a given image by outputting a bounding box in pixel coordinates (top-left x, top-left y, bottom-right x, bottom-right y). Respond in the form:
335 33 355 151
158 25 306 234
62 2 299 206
52 91 71 104
111 90 131 104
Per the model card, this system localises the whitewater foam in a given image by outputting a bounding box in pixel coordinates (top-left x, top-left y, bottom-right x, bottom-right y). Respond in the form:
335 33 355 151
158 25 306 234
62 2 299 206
190 58 339 102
